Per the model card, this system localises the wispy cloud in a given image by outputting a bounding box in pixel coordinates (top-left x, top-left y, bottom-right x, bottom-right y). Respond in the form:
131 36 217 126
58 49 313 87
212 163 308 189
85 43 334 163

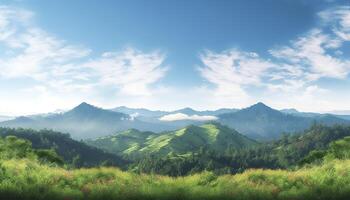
0 5 170 114
159 113 217 121
83 48 167 96
0 5 168 114
199 49 275 100
319 6 350 41
199 6 350 111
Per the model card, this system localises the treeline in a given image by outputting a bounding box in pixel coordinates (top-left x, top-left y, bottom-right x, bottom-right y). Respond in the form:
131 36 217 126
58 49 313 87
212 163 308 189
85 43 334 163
132 124 350 176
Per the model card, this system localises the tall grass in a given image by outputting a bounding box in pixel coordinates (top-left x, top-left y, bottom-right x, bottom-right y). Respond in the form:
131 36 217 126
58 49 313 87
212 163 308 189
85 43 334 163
0 158 349 200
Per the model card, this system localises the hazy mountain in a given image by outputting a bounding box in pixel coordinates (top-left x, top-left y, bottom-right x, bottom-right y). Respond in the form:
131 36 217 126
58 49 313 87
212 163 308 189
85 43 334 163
86 122 256 158
0 115 14 122
218 102 349 140
280 108 350 121
111 106 167 117
2 102 349 141
111 106 237 130
0 102 174 139
112 106 238 118
327 110 350 115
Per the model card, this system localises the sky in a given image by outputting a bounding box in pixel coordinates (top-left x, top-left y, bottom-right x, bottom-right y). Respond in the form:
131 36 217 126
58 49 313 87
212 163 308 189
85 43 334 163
0 0 350 115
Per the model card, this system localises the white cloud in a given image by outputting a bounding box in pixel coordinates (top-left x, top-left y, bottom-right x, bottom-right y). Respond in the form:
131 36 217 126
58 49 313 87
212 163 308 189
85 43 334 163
159 113 217 121
198 49 275 103
198 6 350 112
270 29 350 80
319 6 350 41
0 5 168 114
83 48 167 96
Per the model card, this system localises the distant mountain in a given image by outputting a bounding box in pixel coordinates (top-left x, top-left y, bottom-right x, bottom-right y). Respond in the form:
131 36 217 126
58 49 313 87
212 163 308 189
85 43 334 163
218 102 350 140
2 102 349 141
112 106 238 118
170 107 239 116
112 106 167 117
327 110 350 115
0 127 128 168
0 115 14 122
111 106 238 131
280 108 350 121
0 102 173 139
86 122 257 158
280 108 299 114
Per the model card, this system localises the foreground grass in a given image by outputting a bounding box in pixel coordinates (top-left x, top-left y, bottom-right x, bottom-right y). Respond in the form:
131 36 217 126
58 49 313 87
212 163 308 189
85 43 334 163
0 158 349 200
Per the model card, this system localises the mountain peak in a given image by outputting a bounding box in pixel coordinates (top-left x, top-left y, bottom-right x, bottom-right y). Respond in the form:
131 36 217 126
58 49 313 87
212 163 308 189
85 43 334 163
174 107 196 115
249 102 271 110
179 107 195 111
71 102 100 113
78 102 92 107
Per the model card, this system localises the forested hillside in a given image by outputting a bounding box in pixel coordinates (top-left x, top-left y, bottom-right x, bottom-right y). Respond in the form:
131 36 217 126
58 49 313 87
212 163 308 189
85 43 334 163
0 133 350 200
0 128 128 168
132 124 350 176
86 123 256 159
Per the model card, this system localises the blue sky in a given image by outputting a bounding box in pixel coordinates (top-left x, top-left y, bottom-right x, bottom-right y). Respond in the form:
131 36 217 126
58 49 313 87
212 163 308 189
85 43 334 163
0 0 350 115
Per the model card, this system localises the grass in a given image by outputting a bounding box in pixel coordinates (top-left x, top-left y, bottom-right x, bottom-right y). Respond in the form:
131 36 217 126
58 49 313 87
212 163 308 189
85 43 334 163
2 132 350 200
0 158 350 200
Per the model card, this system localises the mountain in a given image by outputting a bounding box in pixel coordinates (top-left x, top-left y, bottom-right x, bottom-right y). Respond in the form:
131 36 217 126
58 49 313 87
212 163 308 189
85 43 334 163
112 106 238 118
133 124 350 176
0 102 174 139
218 102 350 140
110 106 238 132
0 127 128 168
111 106 238 131
2 102 349 141
140 123 256 156
280 108 350 121
0 115 14 122
86 122 257 158
111 106 167 117
280 108 299 114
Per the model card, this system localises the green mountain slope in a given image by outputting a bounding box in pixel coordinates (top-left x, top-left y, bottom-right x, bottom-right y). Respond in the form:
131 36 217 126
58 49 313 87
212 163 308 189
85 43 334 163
133 124 350 176
87 122 257 158
86 129 157 156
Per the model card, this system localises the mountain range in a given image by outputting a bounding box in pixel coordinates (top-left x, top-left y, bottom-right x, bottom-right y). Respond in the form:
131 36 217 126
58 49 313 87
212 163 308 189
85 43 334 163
1 102 349 140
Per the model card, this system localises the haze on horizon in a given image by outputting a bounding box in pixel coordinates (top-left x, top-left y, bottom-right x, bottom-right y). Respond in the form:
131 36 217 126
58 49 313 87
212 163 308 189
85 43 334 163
1 0 350 116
